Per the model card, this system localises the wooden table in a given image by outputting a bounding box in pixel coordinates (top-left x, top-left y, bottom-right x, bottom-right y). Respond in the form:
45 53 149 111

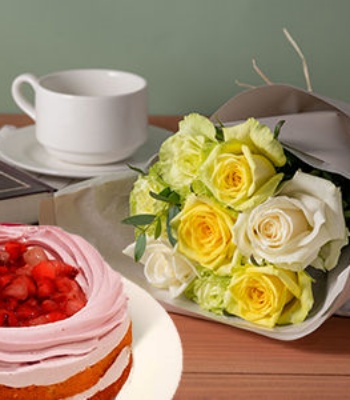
1 114 350 399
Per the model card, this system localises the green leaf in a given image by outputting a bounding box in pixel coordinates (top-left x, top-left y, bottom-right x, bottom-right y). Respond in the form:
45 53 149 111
159 187 172 197
122 214 156 226
149 190 170 203
249 254 260 266
167 191 181 205
134 233 146 262
166 204 180 247
154 217 162 239
215 126 224 142
150 187 173 202
149 189 181 205
273 120 285 139
126 163 147 175
168 204 181 220
214 115 225 128
213 115 225 142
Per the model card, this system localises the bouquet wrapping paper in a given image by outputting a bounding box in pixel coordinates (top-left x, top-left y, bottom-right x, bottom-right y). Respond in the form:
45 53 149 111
41 85 350 340
212 84 350 180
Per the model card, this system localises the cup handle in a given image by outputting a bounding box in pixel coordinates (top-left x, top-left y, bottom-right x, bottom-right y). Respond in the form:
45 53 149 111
11 73 39 120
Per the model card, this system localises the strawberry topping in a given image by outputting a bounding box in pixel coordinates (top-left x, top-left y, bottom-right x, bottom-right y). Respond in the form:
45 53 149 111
0 240 87 327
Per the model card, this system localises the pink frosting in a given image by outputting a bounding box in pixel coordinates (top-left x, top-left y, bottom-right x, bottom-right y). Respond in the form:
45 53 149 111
0 225 129 367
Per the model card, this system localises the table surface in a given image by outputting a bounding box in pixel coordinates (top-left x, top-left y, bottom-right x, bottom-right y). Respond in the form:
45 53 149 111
1 114 350 400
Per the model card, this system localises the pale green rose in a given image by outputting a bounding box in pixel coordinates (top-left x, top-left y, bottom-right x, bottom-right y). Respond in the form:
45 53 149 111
224 263 314 328
223 118 286 167
130 165 166 216
185 268 231 315
123 237 197 298
199 139 284 211
177 113 217 140
157 114 216 197
233 171 349 271
171 195 237 270
129 166 167 237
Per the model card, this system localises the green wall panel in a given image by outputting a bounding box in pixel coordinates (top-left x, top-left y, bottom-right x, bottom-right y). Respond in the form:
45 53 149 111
1 0 349 115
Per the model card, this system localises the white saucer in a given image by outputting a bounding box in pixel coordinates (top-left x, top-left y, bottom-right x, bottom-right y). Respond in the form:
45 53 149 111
0 125 171 178
117 278 182 400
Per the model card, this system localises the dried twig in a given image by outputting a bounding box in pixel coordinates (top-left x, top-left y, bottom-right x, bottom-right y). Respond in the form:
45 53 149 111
234 80 257 89
234 59 273 89
235 28 313 92
283 28 312 92
252 58 273 85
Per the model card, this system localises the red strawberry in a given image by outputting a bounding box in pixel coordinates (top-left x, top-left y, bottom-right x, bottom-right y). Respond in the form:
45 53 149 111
5 241 27 263
23 297 39 309
32 260 78 280
1 297 18 311
32 261 56 281
0 309 8 326
36 278 56 299
15 263 35 276
64 297 86 316
54 277 87 316
0 252 10 265
28 311 66 326
1 275 36 301
7 312 19 327
23 246 48 267
0 240 87 327
46 311 67 323
55 276 80 294
0 266 9 275
0 309 18 327
52 261 79 279
41 299 59 312
15 302 41 323
0 274 13 289
61 279 86 314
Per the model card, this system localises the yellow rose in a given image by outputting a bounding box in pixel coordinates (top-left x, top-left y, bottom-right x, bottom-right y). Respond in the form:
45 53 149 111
223 118 286 167
224 264 314 328
200 139 284 211
171 195 236 270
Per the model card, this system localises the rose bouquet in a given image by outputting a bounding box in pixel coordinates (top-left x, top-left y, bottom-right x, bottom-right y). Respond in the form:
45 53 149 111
122 113 349 329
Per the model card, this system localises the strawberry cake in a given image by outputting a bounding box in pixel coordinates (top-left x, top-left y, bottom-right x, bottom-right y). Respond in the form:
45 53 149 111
0 224 132 400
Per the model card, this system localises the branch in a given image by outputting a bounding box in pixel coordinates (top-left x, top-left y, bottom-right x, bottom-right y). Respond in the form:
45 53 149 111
283 28 312 92
235 80 257 89
252 58 273 85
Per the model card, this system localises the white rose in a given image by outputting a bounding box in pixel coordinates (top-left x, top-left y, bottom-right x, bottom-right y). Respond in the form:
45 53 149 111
123 238 197 297
233 171 349 271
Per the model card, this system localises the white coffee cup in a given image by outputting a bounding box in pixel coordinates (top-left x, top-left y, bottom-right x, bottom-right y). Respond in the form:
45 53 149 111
11 69 148 165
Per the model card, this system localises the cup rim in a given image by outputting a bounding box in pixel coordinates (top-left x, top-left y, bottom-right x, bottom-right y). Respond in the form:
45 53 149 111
38 68 147 98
